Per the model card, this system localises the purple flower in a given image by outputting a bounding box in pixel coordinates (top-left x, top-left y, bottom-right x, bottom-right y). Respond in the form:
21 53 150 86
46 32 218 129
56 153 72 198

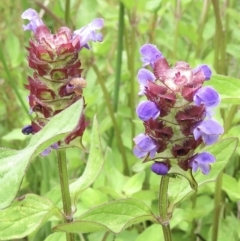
189 152 215 174
140 44 163 67
21 8 44 33
22 125 33 135
151 162 169 175
194 86 220 109
137 68 156 95
193 119 224 145
73 18 104 49
133 134 159 159
41 143 59 156
193 64 212 80
136 100 160 121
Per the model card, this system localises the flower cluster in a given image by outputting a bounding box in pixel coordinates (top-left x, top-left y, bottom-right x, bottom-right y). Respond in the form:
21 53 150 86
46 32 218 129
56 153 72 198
21 9 104 154
133 44 223 175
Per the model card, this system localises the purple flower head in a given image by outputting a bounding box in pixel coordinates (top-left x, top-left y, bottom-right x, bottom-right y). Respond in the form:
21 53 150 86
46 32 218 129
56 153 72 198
189 152 215 174
73 18 104 49
151 162 169 175
137 68 156 95
194 86 220 109
193 119 224 145
136 100 160 121
193 64 212 80
140 44 163 67
21 8 44 33
133 133 158 159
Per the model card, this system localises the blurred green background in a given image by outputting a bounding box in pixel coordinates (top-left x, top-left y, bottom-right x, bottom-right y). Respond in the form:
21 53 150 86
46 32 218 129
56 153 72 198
0 0 240 240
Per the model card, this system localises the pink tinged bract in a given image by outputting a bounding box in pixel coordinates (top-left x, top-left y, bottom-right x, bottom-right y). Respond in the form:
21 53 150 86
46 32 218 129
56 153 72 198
136 100 160 121
21 8 44 33
133 133 158 159
193 119 224 145
73 18 104 49
189 152 215 175
140 44 163 67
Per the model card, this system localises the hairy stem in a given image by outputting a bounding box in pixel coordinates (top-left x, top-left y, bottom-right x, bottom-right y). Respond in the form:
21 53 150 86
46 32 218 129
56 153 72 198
159 176 172 241
57 150 75 241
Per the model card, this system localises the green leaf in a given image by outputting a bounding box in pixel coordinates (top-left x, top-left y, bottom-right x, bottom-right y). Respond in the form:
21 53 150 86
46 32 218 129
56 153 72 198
0 194 62 240
80 188 109 208
168 162 198 191
53 199 157 234
207 75 240 104
135 224 163 241
122 172 146 196
211 215 239 241
44 232 66 241
222 173 240 201
70 116 104 202
0 99 84 210
168 138 238 210
5 34 22 67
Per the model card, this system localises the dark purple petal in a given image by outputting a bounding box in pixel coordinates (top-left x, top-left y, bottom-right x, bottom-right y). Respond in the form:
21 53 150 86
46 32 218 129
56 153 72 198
193 119 224 145
22 125 33 135
140 44 163 67
21 8 44 33
73 18 104 48
193 64 212 80
189 152 215 174
151 162 169 175
133 134 158 159
194 86 220 108
136 101 160 121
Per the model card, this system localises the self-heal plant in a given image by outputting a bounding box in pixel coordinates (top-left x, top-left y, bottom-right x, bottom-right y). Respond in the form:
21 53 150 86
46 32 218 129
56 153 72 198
133 44 224 240
21 9 104 150
0 8 104 241
134 44 223 175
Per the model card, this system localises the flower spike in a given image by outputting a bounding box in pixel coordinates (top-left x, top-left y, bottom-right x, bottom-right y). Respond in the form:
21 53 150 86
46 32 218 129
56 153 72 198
133 43 223 175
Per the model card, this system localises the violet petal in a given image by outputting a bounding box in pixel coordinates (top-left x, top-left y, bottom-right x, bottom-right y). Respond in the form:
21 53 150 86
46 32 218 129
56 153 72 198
136 101 160 121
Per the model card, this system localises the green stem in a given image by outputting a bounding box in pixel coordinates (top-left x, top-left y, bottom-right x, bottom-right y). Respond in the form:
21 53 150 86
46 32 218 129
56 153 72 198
125 10 136 146
159 176 172 241
113 3 124 112
173 0 181 60
92 64 130 176
224 105 238 133
109 2 125 146
190 193 197 241
212 0 226 74
195 0 210 58
211 172 223 241
65 0 71 26
57 150 75 241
